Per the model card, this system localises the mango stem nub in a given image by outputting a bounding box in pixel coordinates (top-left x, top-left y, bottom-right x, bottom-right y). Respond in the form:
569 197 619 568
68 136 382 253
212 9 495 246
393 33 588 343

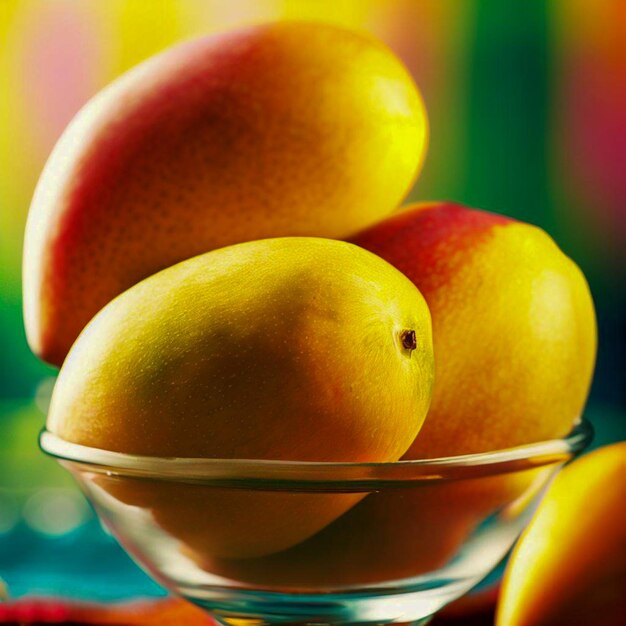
401 329 417 351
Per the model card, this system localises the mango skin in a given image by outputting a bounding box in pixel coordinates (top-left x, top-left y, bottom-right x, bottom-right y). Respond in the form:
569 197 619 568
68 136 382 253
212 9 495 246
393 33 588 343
23 21 428 366
497 442 626 626
48 237 433 558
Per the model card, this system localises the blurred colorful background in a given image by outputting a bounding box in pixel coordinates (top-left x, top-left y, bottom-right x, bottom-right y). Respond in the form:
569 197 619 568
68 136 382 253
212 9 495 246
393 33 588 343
1 0 624 602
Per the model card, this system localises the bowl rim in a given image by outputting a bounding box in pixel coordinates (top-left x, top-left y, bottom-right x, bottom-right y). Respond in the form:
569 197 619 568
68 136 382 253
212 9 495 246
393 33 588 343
39 419 593 488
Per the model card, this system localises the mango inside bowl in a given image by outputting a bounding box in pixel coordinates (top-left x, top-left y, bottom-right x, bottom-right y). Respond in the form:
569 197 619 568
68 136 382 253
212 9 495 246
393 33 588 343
40 420 592 626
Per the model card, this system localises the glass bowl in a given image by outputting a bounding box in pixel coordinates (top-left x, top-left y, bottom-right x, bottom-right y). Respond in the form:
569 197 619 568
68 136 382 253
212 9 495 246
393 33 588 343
40 420 592 626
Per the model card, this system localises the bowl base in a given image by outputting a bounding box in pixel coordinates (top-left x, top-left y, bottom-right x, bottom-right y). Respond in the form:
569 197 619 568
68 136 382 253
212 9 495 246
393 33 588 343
182 579 474 625
213 617 433 626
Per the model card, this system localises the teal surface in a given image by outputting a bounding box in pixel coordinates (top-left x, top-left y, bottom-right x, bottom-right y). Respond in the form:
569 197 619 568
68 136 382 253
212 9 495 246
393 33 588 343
0 400 165 600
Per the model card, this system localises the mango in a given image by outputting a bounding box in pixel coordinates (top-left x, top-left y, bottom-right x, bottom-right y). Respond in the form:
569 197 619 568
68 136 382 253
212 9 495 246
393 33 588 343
48 237 434 557
352 202 597 456
23 21 428 366
497 442 626 626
